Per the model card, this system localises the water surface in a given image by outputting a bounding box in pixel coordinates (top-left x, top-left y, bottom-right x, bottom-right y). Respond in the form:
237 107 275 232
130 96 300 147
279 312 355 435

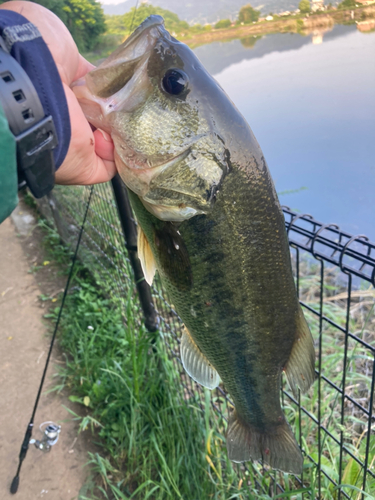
193 25 375 240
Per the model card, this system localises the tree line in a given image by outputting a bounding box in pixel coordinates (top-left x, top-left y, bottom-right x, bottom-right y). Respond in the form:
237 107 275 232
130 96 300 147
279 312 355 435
105 3 262 37
0 0 364 54
0 0 106 52
215 4 260 29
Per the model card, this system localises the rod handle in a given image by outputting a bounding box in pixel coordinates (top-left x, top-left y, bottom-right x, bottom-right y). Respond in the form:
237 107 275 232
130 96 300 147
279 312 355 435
10 475 19 494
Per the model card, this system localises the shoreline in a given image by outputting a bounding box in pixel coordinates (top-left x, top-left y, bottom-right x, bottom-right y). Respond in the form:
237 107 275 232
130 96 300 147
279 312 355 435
85 6 375 63
181 6 375 48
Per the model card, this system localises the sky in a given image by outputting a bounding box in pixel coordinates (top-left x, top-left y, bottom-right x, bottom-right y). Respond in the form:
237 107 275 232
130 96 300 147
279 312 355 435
99 0 130 5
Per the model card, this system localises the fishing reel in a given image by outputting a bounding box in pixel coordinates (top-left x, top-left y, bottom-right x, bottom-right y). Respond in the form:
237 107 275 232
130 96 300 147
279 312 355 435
29 421 61 453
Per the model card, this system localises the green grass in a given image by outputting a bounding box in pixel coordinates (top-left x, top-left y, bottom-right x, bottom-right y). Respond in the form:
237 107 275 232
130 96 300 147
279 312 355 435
53 276 276 499
36 186 375 499
286 263 375 499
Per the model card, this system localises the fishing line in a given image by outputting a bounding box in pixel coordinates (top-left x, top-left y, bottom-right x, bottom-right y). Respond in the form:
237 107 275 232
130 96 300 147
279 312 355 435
11 0 141 492
10 186 94 494
129 0 140 34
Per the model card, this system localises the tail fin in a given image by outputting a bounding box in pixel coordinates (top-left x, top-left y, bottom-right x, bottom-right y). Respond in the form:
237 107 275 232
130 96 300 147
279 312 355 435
227 411 303 474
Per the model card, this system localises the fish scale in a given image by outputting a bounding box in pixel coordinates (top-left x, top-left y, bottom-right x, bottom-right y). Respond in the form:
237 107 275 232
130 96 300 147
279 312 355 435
73 14 316 474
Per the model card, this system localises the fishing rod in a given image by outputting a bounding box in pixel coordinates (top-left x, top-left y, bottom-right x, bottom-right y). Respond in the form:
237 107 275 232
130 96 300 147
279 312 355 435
10 187 93 494
10 0 142 492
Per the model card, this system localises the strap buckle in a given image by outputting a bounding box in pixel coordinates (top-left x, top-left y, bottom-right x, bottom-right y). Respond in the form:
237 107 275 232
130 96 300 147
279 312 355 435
16 115 57 198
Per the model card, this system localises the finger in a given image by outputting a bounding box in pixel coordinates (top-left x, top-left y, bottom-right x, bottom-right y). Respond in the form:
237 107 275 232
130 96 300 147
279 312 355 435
94 129 115 162
73 155 117 185
55 152 117 185
90 156 118 184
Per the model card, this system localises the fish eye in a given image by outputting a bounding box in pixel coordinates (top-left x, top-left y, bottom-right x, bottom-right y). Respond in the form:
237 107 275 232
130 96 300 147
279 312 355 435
162 69 188 96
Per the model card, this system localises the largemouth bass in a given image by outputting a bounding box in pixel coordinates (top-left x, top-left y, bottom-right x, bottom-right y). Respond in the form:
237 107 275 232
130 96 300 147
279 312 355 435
73 16 315 474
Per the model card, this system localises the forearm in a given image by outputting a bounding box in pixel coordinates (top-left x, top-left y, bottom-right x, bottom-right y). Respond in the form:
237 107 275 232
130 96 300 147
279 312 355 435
0 1 115 193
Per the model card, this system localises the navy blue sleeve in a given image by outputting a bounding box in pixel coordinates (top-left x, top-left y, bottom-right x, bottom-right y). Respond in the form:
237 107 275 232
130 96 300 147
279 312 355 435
0 10 71 169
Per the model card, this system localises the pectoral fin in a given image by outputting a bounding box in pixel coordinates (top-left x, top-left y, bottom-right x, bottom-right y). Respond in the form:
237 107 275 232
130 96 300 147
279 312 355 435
137 225 157 285
284 308 316 397
181 328 220 390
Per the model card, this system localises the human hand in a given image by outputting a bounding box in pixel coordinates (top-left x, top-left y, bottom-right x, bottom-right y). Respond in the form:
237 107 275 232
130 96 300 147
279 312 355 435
0 1 116 185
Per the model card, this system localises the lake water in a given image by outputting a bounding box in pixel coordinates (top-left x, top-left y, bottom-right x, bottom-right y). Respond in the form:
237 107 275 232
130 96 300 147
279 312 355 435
193 25 375 241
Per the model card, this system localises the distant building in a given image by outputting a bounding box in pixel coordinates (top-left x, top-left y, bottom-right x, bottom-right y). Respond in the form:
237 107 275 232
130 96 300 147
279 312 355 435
266 15 273 21
311 0 325 12
356 0 375 5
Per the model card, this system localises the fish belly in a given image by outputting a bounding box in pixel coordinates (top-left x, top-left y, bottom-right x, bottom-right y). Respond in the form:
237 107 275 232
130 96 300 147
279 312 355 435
128 163 315 474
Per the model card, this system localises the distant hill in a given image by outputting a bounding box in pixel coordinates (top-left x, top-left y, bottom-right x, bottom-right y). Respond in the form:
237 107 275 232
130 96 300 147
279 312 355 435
101 1 303 24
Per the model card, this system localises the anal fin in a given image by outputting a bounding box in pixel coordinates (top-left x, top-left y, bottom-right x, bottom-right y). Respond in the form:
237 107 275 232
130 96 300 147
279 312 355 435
180 328 220 390
137 225 156 285
284 308 316 397
227 411 303 475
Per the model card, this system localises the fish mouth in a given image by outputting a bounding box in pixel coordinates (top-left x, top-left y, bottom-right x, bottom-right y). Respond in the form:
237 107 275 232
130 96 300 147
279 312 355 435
78 16 168 102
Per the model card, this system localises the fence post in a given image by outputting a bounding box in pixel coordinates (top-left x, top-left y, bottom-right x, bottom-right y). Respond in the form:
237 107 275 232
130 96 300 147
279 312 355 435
111 174 158 332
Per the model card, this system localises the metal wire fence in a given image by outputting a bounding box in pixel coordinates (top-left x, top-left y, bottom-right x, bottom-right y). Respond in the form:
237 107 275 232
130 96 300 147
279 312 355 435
37 177 375 499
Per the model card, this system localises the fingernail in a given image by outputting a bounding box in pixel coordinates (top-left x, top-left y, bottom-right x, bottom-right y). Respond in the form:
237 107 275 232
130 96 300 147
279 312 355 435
97 128 111 142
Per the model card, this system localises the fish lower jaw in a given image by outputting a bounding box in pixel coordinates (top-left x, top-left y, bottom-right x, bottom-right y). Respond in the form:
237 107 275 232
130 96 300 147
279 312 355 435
116 148 208 221
116 159 206 221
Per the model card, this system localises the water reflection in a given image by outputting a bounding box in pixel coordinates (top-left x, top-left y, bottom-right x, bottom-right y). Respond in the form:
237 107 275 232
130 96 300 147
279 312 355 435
194 25 357 75
240 35 263 48
357 19 375 32
193 25 375 240
311 26 333 44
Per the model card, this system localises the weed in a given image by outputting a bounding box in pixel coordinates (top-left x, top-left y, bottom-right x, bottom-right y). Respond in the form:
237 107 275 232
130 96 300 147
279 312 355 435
37 185 375 499
23 190 37 210
37 218 73 267
28 263 42 274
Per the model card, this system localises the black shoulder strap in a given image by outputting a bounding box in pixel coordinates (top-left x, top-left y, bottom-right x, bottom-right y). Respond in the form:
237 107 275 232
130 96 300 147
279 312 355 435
0 39 57 198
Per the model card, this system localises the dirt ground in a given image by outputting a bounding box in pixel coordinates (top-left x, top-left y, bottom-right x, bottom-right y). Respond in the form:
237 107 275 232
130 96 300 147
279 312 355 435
0 200 97 500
